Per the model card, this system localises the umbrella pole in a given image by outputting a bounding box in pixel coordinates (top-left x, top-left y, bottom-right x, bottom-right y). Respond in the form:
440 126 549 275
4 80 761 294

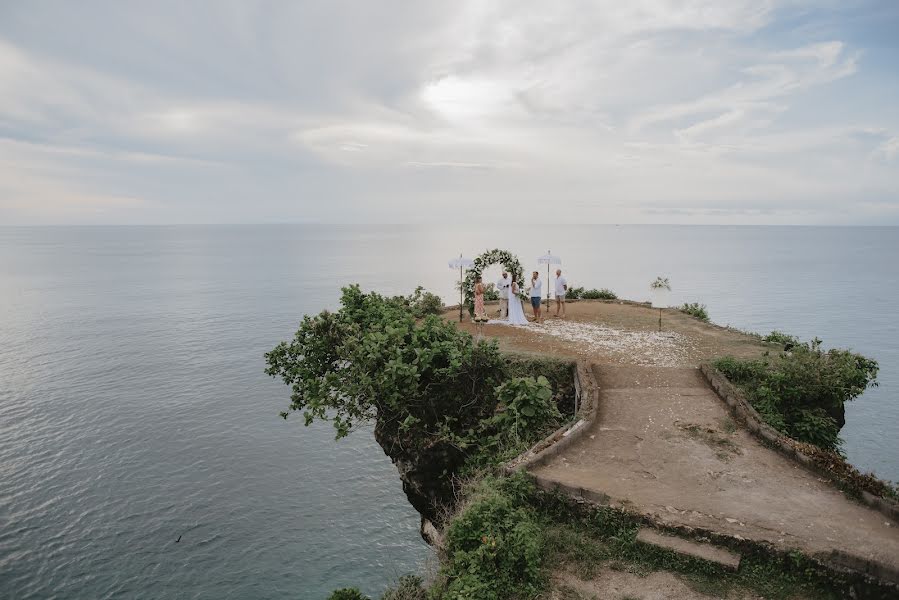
459 264 463 322
546 250 551 305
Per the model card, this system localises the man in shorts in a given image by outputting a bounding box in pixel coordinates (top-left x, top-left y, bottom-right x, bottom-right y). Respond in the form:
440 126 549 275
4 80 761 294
554 269 567 318
529 271 543 322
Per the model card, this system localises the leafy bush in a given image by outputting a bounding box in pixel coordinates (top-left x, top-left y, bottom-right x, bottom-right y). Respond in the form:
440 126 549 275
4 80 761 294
763 330 800 349
714 339 878 452
503 354 575 415
487 376 562 443
407 286 444 318
482 283 499 302
565 286 584 299
328 588 369 600
580 288 617 300
381 575 426 600
438 474 545 600
680 302 709 322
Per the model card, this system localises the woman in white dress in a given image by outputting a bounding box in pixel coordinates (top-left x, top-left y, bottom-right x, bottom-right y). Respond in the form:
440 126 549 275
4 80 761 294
506 275 530 325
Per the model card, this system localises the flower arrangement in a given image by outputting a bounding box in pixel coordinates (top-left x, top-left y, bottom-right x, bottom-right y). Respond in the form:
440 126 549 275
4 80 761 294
650 276 671 291
462 248 525 309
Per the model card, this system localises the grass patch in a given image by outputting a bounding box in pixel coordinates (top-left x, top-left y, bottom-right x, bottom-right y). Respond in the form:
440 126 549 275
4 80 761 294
678 422 742 461
719 416 737 434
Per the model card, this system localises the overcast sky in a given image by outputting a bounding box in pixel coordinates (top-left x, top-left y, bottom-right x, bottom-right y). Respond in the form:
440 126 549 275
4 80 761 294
1 1 898 225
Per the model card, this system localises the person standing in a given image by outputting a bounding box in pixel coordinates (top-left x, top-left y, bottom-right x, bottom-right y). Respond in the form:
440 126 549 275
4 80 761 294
473 276 486 320
497 272 511 318
529 271 543 322
554 269 567 319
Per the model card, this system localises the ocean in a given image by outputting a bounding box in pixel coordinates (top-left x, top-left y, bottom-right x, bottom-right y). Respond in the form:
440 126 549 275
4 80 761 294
1 225 896 599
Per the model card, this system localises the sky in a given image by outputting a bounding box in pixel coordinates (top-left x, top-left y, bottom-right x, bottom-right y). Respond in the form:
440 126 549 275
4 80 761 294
1 0 898 225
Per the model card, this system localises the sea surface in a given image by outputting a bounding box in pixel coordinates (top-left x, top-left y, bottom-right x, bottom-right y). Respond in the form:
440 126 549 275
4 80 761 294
1 225 897 599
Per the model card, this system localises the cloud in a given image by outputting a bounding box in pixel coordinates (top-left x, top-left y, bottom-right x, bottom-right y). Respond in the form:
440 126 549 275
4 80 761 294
0 1 897 224
877 136 899 161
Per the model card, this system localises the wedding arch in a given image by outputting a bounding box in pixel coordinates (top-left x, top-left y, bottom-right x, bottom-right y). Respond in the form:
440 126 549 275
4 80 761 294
462 249 525 310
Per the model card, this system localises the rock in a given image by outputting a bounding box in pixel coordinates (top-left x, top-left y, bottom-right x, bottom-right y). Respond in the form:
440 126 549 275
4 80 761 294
374 420 466 523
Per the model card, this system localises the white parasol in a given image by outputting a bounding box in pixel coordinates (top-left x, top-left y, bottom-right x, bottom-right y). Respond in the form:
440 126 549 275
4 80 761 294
448 254 474 322
537 250 562 303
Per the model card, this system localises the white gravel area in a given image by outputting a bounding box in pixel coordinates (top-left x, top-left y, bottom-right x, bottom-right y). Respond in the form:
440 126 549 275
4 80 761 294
492 318 695 366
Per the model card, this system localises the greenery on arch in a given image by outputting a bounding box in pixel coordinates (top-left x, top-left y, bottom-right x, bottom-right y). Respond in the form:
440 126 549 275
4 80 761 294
462 249 525 309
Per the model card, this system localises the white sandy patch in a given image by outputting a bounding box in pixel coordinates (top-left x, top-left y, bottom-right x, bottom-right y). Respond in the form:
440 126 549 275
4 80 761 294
493 318 695 366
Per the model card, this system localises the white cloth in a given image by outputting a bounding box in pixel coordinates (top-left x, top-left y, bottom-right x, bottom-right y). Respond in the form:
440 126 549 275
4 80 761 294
496 276 511 299
554 276 567 296
506 283 529 325
529 277 542 298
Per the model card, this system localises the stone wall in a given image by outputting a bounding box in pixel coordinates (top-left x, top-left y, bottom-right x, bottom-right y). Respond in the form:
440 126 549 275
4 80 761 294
700 362 899 524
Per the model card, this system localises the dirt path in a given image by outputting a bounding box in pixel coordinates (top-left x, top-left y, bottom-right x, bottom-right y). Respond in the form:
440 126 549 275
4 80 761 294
531 364 899 576
445 301 899 586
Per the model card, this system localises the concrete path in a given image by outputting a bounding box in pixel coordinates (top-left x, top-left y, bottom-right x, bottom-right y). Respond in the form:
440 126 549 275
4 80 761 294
530 364 899 581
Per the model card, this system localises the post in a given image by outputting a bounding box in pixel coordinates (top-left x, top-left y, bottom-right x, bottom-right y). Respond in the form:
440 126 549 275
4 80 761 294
658 308 662 332
459 262 464 322
546 249 551 306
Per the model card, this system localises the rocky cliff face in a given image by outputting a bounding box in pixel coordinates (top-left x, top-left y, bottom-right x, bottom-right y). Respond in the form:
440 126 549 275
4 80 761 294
374 421 466 523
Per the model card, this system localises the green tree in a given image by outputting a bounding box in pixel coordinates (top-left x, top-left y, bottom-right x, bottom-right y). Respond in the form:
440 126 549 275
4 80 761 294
265 285 505 445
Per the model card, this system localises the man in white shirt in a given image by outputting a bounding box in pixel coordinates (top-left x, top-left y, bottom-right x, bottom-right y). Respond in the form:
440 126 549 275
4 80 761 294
529 271 543 322
497 272 511 317
554 269 567 319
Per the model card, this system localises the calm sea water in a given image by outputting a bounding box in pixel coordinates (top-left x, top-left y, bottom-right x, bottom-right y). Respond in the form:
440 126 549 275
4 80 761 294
1 225 897 599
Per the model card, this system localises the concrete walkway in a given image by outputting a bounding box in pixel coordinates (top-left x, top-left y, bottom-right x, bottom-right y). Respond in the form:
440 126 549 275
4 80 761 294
530 363 899 582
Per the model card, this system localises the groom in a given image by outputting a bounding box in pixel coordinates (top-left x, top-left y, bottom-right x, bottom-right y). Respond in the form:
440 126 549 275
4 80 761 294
497 272 511 318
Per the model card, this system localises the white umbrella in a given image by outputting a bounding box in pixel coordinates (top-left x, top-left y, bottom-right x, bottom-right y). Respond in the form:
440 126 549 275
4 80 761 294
537 250 562 303
448 254 474 322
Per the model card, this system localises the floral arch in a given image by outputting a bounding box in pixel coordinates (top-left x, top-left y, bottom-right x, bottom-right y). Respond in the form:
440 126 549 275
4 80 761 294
462 248 525 309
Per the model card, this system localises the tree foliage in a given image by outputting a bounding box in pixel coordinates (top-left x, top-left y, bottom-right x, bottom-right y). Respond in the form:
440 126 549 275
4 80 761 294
265 285 506 445
407 286 444 318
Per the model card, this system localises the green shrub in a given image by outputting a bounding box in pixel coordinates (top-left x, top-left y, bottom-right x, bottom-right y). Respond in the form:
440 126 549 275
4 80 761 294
580 288 617 300
439 474 545 599
482 283 500 302
763 330 800 348
381 575 426 600
565 286 584 299
328 588 369 600
407 286 444 318
680 302 709 322
487 376 562 442
714 339 878 452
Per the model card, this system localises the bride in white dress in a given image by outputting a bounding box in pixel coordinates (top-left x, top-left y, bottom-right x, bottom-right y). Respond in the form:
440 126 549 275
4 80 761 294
506 276 530 325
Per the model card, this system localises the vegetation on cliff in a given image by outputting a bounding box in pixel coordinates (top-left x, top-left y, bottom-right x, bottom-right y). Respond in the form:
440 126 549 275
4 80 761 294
269 291 891 599
680 302 710 322
265 285 572 519
334 473 869 600
564 286 617 300
713 337 878 453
